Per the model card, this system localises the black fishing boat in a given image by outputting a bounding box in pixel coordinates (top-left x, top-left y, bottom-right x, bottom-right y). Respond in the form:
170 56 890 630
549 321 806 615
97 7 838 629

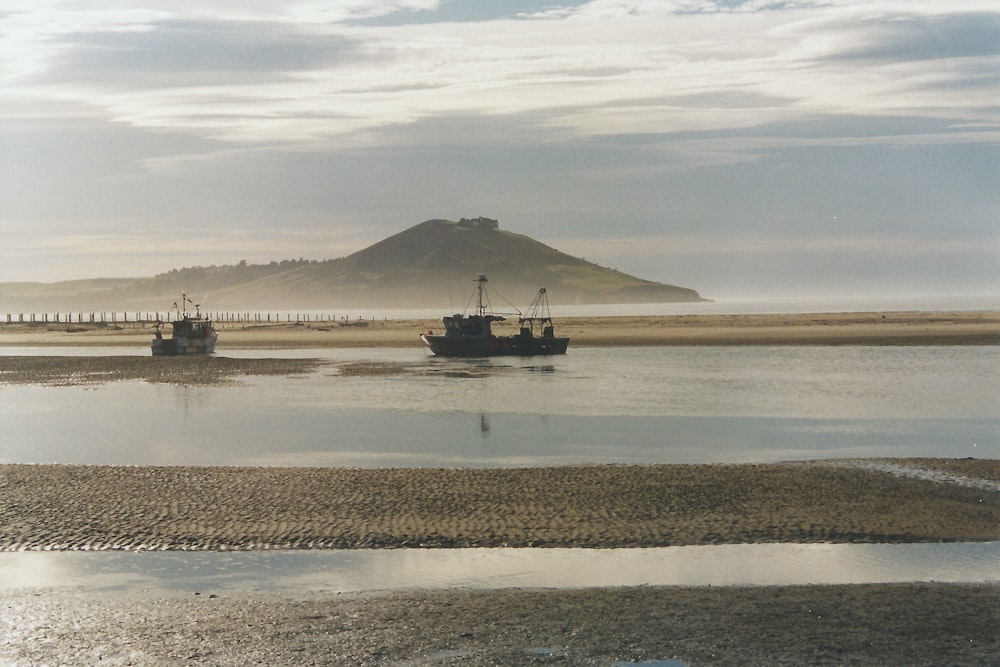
151 293 218 356
421 275 569 357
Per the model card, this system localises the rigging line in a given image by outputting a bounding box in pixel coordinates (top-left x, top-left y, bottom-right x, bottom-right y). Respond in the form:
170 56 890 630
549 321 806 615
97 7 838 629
489 284 523 317
462 287 476 315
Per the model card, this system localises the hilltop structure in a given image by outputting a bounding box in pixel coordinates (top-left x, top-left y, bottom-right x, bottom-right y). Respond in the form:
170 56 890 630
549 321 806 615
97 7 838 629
457 217 499 231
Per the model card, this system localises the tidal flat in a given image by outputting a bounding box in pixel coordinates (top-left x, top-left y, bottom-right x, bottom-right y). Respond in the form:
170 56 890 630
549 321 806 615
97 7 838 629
4 583 997 666
2 313 998 664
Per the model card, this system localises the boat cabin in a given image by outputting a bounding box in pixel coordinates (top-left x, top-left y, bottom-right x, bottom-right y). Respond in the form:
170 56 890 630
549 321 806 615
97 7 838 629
441 313 505 338
173 318 214 339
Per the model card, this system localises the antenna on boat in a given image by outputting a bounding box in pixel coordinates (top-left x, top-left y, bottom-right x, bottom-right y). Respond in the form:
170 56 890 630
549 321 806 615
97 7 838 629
475 274 488 317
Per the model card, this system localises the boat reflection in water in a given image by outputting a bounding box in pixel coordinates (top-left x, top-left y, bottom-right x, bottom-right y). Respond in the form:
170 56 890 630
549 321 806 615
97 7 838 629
421 275 569 357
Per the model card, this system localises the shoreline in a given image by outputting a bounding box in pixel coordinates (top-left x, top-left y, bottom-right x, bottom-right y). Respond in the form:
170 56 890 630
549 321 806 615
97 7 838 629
0 310 997 347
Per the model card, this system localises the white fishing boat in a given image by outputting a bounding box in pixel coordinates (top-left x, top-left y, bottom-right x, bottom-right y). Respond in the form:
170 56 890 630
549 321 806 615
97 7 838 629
151 293 218 356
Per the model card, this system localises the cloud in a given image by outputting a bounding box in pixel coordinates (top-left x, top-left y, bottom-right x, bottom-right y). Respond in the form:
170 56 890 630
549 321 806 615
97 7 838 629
352 0 592 25
1 0 997 294
7 0 998 144
51 20 364 82
831 12 1000 63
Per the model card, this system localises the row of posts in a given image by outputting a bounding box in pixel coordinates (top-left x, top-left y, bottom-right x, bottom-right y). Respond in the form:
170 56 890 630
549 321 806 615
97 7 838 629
3 313 362 325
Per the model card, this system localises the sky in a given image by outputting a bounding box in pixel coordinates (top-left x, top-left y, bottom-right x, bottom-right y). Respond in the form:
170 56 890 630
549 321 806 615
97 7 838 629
1 0 998 300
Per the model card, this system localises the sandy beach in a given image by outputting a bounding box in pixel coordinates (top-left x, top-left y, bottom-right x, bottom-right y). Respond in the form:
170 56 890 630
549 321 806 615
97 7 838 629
1 310 998 348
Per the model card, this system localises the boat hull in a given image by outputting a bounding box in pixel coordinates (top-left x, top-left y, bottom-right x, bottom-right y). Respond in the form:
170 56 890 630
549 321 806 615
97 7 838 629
421 334 568 357
151 335 218 356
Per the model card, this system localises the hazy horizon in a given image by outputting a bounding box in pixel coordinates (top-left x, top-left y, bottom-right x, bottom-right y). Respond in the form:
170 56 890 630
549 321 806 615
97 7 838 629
2 1 997 302
3 240 999 307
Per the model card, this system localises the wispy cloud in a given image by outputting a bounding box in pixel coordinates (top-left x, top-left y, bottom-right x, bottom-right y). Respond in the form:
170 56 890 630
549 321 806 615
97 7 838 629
1 0 997 293
5 1 997 145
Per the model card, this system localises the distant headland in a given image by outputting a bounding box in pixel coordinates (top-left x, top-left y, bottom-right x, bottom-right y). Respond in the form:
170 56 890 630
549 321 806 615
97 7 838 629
0 218 705 312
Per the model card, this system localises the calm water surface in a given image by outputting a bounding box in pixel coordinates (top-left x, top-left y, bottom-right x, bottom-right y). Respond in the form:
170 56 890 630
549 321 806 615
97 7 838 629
1 344 997 591
2 543 997 592
0 346 996 466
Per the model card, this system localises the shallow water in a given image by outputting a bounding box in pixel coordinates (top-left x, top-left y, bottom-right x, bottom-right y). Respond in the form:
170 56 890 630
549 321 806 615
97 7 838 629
2 344 998 592
1 346 997 466
1 542 997 593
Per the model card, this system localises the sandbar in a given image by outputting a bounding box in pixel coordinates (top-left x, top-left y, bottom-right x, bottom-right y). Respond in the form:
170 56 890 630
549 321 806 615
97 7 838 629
0 355 326 385
3 461 997 551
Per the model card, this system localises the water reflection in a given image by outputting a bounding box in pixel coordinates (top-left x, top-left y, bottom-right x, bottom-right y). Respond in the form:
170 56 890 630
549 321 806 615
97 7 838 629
0 387 994 466
1 543 996 593
0 346 997 466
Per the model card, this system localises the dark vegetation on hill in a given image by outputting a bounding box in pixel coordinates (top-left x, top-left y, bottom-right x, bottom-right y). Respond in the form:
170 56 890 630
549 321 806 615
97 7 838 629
0 219 704 312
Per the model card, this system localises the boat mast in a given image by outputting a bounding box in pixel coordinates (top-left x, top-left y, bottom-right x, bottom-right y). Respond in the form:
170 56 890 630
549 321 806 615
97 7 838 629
476 274 488 317
520 287 554 334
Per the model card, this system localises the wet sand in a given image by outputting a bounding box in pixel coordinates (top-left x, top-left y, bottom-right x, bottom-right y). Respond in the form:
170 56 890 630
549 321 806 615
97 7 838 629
0 355 326 385
2 461 998 665
2 461 997 551
4 583 997 666
1 310 998 347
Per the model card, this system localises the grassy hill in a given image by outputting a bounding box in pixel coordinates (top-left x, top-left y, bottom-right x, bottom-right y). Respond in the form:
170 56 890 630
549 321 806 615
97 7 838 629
1 219 704 312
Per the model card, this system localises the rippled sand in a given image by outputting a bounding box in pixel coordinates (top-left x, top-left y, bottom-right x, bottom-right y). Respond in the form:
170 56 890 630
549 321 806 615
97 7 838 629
3 461 997 551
